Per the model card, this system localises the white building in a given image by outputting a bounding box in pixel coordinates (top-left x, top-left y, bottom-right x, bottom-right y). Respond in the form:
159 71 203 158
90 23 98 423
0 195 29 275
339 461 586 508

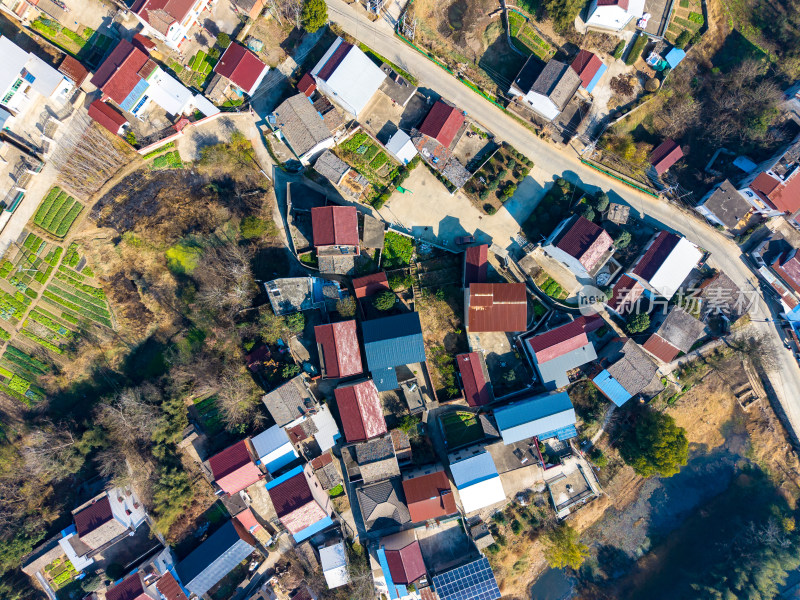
629 231 704 300
385 130 417 165
449 447 506 513
320 540 350 589
311 37 386 118
0 36 73 124
585 0 645 31
251 425 298 474
508 58 581 122
130 0 213 51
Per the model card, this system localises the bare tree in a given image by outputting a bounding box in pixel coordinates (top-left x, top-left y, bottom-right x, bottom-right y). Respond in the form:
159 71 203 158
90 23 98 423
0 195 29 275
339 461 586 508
21 426 79 479
216 367 263 431
97 385 162 443
195 244 257 323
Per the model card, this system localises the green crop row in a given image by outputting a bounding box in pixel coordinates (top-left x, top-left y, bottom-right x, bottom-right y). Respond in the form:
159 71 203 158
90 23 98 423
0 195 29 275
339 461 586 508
44 247 63 266
152 151 183 170
23 233 44 254
4 345 48 375
0 261 12 278
0 328 10 341
44 287 110 318
62 243 80 268
42 293 112 328
20 330 63 354
36 191 68 229
0 366 12 379
142 141 176 160
8 374 30 394
54 271 105 299
34 264 54 284
29 310 73 338
0 290 30 320
49 281 108 309
58 266 84 282
54 202 82 237
61 312 78 324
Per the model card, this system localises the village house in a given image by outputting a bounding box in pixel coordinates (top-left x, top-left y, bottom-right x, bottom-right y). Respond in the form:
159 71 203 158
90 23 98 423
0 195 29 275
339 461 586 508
385 129 418 165
752 234 800 312
643 306 707 362
448 447 506 514
592 337 659 405
361 312 427 391
628 231 704 300
465 283 528 332
523 315 604 390
251 425 299 474
334 379 387 443
176 519 258 597
584 0 645 31
464 244 488 287
262 374 316 426
87 100 129 136
129 0 212 51
737 135 800 221
606 273 646 316
494 391 578 444
315 319 363 379
270 94 335 164
320 540 350 589
356 477 411 533
311 205 360 274
354 435 401 483
266 464 335 542
418 99 465 149
377 530 427 600
207 439 263 496
571 50 608 94
649 139 684 176
310 37 386 118
456 351 494 407
508 58 581 121
231 0 266 19
213 42 269 97
402 465 457 523
543 215 615 278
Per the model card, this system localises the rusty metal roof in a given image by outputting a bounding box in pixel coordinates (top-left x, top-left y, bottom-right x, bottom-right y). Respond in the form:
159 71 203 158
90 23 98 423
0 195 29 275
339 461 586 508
467 283 527 332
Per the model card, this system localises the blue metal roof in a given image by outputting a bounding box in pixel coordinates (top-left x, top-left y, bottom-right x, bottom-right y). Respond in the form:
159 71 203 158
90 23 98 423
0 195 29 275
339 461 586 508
372 366 399 391
251 425 291 459
377 547 407 600
537 424 578 441
593 370 632 407
432 557 501 600
584 62 607 94
265 465 304 490
449 451 499 488
176 520 255 597
665 48 686 69
362 313 426 371
494 391 576 444
120 77 149 112
292 515 334 542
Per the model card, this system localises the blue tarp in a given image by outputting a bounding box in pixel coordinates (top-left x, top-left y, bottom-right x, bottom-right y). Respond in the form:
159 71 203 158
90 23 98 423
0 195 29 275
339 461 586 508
665 48 686 69
584 62 608 94
592 370 632 407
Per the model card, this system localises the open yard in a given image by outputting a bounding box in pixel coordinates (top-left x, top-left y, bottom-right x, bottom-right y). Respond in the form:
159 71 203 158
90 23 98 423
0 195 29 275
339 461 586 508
441 410 484 448
462 142 534 215
335 131 399 204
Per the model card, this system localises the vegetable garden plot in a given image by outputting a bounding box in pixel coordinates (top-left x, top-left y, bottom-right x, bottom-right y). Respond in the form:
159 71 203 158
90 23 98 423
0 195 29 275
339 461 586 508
33 187 83 237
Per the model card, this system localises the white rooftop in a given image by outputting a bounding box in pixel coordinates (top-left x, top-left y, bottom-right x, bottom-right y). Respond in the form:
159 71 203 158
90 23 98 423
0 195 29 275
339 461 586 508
386 130 417 165
450 451 506 513
0 36 29 92
648 237 703 299
320 541 350 588
312 37 386 117
146 68 193 116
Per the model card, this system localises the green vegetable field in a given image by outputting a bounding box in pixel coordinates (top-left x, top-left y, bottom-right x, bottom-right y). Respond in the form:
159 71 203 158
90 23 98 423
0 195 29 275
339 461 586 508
33 187 83 237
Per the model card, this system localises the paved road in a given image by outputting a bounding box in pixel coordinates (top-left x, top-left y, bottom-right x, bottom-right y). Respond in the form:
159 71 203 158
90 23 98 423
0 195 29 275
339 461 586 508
324 0 800 440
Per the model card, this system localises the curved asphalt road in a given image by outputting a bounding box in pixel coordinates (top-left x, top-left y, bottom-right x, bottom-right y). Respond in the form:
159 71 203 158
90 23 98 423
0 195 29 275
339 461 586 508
324 0 800 438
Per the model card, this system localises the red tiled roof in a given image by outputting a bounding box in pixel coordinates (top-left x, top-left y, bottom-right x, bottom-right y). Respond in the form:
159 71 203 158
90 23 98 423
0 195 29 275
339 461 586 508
106 573 149 600
317 41 353 81
268 472 313 517
235 507 262 533
402 470 456 522
58 56 89 87
418 100 464 148
467 283 527 332
74 496 113 537
464 244 488 286
291 589 314 600
385 540 426 584
334 380 387 442
632 231 680 281
570 50 603 88
310 451 334 470
131 0 195 35
527 315 603 363
88 100 128 135
298 73 316 97
215 42 267 94
642 334 681 362
311 206 359 247
554 216 614 271
766 173 800 214
132 32 156 52
774 249 800 294
456 352 491 407
156 572 188 600
91 40 149 105
315 320 363 378
649 139 683 175
208 440 262 495
597 0 629 8
353 272 390 298
607 274 645 314
420 588 439 600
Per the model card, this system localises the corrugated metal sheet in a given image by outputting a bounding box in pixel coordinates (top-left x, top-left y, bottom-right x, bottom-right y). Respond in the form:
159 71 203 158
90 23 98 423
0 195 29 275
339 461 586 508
592 369 632 406
266 469 313 517
464 245 488 286
352 272 390 298
456 352 493 407
553 216 613 272
315 320 362 378
73 495 113 537
527 316 602 362
607 274 644 314
468 283 527 332
311 206 359 247
106 573 147 600
362 313 426 370
450 451 499 488
334 380 387 442
535 343 598 390
208 440 261 495
494 391 576 443
643 334 681 362
632 232 680 280
386 540 426 584
418 100 464 147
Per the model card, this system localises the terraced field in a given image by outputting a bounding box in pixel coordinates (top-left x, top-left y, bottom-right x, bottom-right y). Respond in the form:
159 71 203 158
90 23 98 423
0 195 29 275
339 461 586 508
33 187 84 238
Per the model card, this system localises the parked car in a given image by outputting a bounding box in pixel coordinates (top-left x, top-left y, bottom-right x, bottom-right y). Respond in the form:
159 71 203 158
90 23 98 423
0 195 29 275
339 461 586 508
456 235 475 245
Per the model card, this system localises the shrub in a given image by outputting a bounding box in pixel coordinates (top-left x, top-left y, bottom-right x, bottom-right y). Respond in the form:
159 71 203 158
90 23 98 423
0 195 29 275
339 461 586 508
484 204 497 215
285 312 305 333
675 30 692 49
620 409 688 477
626 312 650 333
240 216 268 239
301 0 328 32
373 290 396 311
216 32 231 48
336 296 356 317
625 34 648 66
281 364 300 379
372 191 392 210
595 192 610 211
124 130 137 146
590 447 608 467
613 40 626 59
582 206 596 221
511 519 523 535
690 31 702 45
615 230 632 248
382 232 414 268
105 563 125 581
542 524 590 569
503 183 517 198
688 11 704 23
507 159 517 171
479 189 490 201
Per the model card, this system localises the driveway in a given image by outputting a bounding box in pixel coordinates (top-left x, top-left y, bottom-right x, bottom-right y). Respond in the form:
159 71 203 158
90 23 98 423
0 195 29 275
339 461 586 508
325 0 800 441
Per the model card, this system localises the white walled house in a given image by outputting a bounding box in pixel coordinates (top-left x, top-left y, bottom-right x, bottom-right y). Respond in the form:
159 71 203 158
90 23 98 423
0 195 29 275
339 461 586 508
130 0 212 51
585 0 645 31
508 58 581 122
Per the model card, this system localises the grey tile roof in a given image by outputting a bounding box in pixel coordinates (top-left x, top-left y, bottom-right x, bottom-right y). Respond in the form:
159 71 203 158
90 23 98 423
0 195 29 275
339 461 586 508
357 478 410 532
315 461 342 489
362 214 385 249
656 306 707 353
531 60 581 111
699 272 745 320
262 376 313 426
702 180 752 228
606 339 658 396
511 55 543 94
273 94 332 156
355 437 400 483
314 150 350 184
